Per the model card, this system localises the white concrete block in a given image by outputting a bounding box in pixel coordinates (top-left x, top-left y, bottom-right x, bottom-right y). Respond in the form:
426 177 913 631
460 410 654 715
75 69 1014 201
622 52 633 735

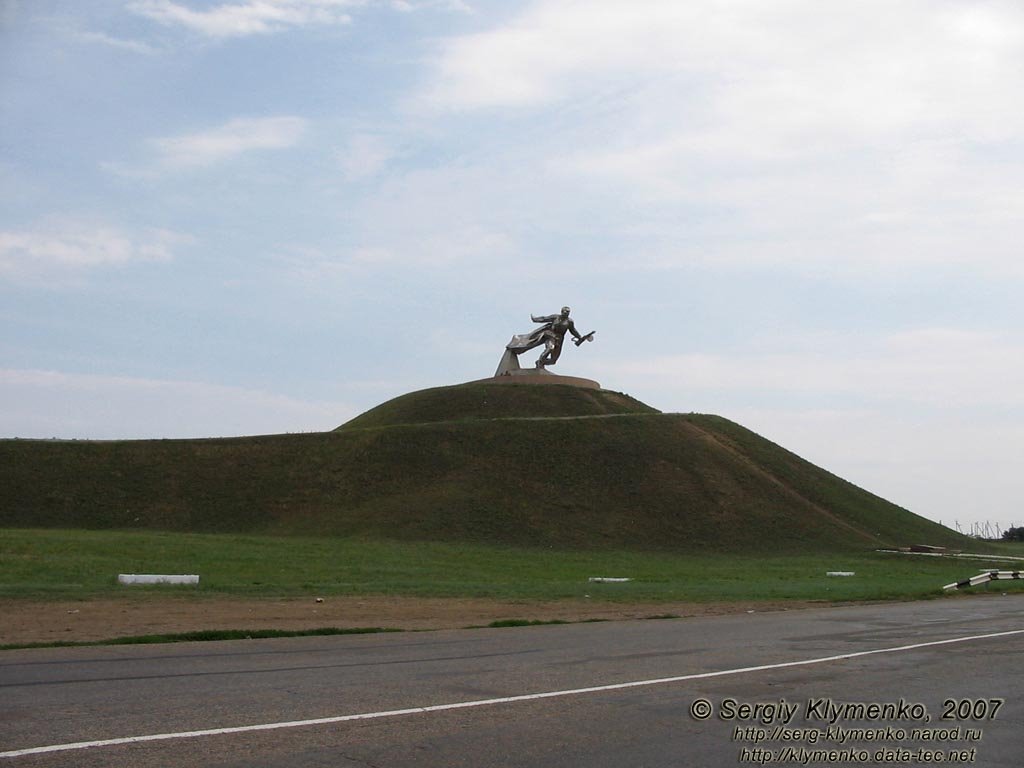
118 574 200 585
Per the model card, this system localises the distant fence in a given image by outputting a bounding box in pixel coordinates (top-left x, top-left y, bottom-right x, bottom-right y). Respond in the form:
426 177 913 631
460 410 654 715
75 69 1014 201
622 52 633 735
943 571 1022 590
945 521 1020 540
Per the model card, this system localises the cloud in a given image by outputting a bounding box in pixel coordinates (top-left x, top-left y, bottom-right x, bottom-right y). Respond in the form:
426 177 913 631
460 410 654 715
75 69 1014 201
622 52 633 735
424 0 1024 129
0 225 186 281
0 369 354 439
128 0 360 38
621 329 1024 409
74 30 158 54
311 163 521 268
152 116 308 169
335 133 396 181
389 0 472 13
421 0 697 109
413 1 1024 277
420 2 1024 164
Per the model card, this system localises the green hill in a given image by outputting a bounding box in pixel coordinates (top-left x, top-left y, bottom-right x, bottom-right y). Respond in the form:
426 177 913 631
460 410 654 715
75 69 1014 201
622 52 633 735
337 381 658 429
0 381 972 553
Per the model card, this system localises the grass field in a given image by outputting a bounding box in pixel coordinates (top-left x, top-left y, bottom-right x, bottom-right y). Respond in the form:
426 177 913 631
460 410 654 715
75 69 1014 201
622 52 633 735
3 528 1022 604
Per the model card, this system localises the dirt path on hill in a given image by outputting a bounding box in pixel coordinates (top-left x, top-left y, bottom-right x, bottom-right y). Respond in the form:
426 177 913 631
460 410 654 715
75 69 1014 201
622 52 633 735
0 596 819 646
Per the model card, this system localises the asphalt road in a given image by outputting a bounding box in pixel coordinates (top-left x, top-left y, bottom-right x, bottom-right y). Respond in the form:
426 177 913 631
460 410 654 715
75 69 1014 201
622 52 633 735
2 597 1022 767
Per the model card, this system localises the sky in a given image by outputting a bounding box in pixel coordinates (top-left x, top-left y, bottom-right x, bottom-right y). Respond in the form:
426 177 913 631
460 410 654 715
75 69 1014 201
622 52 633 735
2 0 1023 534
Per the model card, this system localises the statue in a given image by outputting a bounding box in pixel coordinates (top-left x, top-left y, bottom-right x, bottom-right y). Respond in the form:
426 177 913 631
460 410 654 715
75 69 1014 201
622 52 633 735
495 306 595 377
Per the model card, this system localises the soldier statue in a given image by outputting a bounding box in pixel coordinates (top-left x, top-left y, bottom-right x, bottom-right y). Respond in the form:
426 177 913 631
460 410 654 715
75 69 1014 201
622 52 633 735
495 306 595 376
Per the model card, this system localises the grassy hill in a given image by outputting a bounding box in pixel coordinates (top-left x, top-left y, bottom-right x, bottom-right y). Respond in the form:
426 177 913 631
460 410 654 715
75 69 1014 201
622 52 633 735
337 381 659 428
0 381 972 553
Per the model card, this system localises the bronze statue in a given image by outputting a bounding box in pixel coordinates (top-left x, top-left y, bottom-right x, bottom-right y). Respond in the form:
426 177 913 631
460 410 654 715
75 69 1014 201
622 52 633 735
495 306 595 376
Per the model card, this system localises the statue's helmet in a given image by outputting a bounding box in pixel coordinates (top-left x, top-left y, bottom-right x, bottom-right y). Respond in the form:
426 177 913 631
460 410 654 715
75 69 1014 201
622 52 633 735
561 306 571 315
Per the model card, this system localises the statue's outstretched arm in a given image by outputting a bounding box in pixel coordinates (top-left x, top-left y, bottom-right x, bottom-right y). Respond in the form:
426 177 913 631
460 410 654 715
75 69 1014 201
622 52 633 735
531 314 556 324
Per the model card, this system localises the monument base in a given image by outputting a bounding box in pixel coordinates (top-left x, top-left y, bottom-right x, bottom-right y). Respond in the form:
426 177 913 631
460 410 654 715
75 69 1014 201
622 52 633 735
475 370 601 390
491 325 599 389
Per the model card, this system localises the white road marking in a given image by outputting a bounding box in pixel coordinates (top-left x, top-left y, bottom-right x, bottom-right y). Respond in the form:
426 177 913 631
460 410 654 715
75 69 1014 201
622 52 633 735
3 628 1022 759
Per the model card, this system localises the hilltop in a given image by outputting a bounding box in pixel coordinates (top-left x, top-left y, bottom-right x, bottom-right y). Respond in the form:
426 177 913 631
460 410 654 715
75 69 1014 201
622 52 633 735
0 381 972 553
337 381 659 429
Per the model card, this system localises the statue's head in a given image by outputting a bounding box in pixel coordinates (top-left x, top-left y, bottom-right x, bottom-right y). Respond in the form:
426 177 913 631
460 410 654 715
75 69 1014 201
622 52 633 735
561 306 571 316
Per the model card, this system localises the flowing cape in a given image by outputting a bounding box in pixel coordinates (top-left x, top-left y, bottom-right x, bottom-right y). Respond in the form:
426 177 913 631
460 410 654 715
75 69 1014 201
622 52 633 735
505 314 558 352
